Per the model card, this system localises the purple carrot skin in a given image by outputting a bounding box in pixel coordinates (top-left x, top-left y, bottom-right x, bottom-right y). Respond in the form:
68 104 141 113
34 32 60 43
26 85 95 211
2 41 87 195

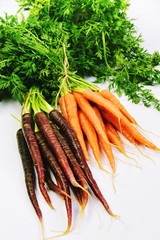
50 110 117 217
51 123 88 190
49 110 84 166
35 131 72 233
44 162 71 199
21 113 53 209
16 129 42 222
70 184 88 216
35 111 84 190
51 123 89 213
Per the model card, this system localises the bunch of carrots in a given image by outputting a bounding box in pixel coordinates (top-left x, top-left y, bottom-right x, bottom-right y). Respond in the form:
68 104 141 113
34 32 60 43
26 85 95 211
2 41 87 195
16 87 119 239
58 75 160 177
16 75 160 238
15 60 160 239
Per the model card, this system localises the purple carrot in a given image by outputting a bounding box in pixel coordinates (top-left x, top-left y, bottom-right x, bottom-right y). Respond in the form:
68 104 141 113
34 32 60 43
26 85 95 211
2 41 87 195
49 109 117 217
35 131 72 234
34 111 86 191
22 113 53 209
51 123 89 212
44 160 71 199
16 129 42 222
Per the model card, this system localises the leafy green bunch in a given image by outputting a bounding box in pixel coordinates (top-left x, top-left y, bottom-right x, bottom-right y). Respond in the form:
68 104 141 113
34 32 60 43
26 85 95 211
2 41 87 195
0 0 160 109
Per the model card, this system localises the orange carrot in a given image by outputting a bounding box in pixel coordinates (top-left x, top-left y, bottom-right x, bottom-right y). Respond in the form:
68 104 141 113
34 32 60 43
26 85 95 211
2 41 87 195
101 110 137 145
105 122 125 154
92 106 115 173
100 89 137 124
105 121 121 141
73 92 111 148
64 92 89 161
83 90 160 151
78 109 101 167
59 96 68 120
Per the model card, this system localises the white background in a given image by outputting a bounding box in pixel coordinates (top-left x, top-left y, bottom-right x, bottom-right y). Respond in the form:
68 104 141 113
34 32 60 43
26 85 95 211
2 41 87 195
0 1 160 240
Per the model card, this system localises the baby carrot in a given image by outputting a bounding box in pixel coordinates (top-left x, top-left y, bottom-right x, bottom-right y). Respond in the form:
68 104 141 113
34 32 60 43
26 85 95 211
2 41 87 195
100 89 137 124
83 90 160 151
73 92 110 148
35 111 86 190
78 109 101 167
92 106 115 173
49 109 117 217
51 123 88 191
102 110 137 144
59 95 68 120
105 122 125 154
64 92 89 160
36 131 72 234
16 129 43 223
22 113 53 209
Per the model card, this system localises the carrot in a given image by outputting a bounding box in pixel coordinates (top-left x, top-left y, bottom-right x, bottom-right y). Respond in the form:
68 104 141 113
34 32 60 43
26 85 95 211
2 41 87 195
92 106 115 173
51 123 89 214
49 109 117 217
35 131 72 234
44 162 71 199
71 186 83 206
102 110 137 144
73 92 110 148
78 109 100 165
64 92 89 160
100 89 137 124
22 113 53 209
59 95 68 120
105 121 121 141
51 123 88 190
49 109 86 169
105 121 125 154
35 111 85 190
16 129 43 224
83 90 160 151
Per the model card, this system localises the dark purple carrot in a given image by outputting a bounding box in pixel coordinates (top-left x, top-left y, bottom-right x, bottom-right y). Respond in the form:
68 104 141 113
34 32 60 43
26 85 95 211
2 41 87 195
51 123 88 190
35 111 86 192
21 113 53 209
35 131 72 234
49 110 84 165
16 129 43 225
50 109 118 218
44 161 71 199
51 123 89 213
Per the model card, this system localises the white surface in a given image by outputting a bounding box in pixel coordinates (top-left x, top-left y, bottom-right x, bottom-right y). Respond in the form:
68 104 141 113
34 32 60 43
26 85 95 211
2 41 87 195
0 1 160 240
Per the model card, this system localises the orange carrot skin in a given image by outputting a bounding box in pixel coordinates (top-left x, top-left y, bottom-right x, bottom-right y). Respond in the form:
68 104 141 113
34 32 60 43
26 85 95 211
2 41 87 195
22 113 53 209
105 124 125 154
83 90 160 150
78 109 100 164
64 92 89 161
49 109 114 217
73 92 109 147
35 112 80 188
16 129 42 222
100 89 137 124
59 96 68 120
92 106 115 172
105 121 121 140
36 131 72 231
102 110 137 144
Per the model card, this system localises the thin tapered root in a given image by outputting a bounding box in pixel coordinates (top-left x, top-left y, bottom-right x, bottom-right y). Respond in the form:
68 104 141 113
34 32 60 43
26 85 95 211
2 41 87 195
108 209 120 219
45 225 71 239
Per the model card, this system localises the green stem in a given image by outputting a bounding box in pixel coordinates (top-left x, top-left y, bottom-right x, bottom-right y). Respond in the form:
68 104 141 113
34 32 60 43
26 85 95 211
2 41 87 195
102 31 113 74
